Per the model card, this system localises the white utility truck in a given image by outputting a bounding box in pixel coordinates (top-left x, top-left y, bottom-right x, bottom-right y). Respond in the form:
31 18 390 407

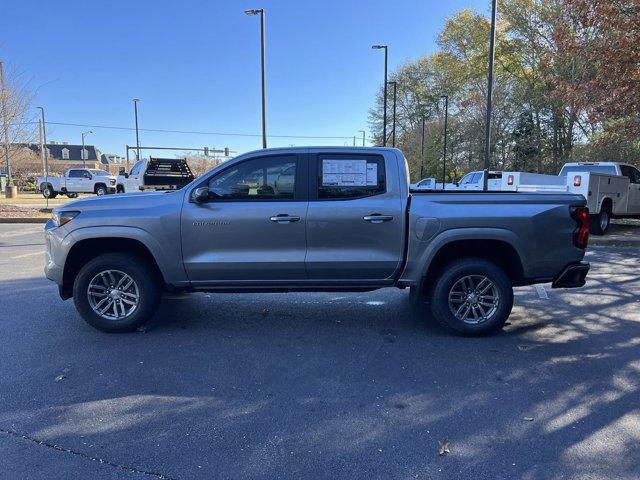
37 168 117 198
501 162 640 234
454 171 503 190
116 157 194 193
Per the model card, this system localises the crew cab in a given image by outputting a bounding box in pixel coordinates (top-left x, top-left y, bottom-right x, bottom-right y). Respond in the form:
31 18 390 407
44 147 590 336
454 170 503 190
501 162 640 234
37 168 117 198
116 157 194 193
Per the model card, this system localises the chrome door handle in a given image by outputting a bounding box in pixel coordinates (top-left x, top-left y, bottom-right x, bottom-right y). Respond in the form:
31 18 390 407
270 214 301 224
363 214 394 223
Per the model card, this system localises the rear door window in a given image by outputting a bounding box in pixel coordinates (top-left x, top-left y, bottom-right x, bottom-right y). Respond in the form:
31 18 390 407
316 154 385 200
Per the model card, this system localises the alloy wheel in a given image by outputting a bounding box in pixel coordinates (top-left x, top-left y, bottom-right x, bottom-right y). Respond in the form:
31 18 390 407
448 274 500 325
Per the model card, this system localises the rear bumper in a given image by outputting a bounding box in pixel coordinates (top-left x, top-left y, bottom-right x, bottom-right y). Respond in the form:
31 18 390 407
551 262 590 289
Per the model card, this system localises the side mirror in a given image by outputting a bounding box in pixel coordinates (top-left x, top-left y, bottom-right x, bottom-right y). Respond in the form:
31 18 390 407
191 187 209 203
454 182 460 187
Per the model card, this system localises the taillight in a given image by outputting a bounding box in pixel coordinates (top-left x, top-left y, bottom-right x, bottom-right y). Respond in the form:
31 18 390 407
573 175 582 187
507 174 514 185
571 206 590 249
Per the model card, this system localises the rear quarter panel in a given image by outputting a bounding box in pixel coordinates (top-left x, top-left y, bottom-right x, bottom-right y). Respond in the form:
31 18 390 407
401 192 587 285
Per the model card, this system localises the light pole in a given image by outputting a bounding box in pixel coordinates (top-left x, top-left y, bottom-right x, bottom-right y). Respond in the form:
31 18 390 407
420 115 426 179
245 8 267 149
387 81 397 147
81 130 92 168
371 45 388 146
0 61 11 184
133 98 141 161
483 0 498 191
37 106 48 206
358 130 366 147
440 95 449 189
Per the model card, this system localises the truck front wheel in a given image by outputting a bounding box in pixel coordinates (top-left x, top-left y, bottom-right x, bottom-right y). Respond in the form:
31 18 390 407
95 185 107 196
430 258 513 336
73 253 161 332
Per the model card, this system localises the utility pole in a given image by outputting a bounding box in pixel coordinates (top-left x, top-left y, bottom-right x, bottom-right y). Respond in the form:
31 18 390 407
245 8 267 148
387 81 397 147
441 95 449 189
420 115 426 179
371 45 388 146
37 107 48 207
0 61 11 183
133 98 141 161
483 0 498 191
359 130 366 147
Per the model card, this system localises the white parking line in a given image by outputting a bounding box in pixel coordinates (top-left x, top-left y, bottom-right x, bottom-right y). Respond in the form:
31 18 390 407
535 284 549 300
12 251 44 259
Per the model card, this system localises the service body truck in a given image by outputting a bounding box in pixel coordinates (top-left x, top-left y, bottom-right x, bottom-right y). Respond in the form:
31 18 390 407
501 162 640 234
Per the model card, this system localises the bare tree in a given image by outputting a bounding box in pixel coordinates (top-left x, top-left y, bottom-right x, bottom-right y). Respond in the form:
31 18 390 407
0 59 37 183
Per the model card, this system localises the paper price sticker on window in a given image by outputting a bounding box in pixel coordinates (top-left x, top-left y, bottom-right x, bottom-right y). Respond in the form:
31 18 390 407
322 159 379 187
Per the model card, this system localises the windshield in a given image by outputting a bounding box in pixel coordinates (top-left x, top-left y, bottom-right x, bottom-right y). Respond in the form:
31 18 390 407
560 165 617 176
90 169 110 176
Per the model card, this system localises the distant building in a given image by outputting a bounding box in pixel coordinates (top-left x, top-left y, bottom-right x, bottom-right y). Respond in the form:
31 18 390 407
101 153 127 174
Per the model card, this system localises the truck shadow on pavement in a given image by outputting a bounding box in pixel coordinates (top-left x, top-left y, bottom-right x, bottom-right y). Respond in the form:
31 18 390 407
0 247 639 479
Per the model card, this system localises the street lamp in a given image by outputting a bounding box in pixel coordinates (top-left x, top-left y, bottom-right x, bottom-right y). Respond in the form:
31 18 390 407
440 95 449 189
81 130 93 168
387 81 397 147
245 8 267 149
358 129 366 147
371 44 388 146
483 0 498 191
132 98 140 161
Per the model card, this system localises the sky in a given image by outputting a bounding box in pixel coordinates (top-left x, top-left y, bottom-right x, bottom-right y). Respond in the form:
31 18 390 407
2 0 486 158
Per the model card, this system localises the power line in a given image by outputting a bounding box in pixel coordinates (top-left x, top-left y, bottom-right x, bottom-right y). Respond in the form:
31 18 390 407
13 120 362 140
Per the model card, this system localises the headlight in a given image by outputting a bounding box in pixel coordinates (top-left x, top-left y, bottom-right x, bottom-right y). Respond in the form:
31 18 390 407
52 210 80 227
110 179 116 185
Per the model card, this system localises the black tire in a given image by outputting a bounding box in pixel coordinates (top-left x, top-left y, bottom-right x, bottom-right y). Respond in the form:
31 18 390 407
95 184 107 196
73 253 161 332
430 258 513 336
67 193 78 198
590 206 610 236
116 185 125 193
42 185 57 199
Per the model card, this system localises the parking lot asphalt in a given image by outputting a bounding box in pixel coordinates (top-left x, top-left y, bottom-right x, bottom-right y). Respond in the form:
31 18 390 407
1 224 639 480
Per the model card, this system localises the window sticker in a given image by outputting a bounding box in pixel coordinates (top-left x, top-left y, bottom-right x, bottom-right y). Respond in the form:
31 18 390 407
366 163 378 185
322 159 371 187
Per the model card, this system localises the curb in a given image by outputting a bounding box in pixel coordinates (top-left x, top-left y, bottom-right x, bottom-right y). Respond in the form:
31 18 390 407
0 217 48 224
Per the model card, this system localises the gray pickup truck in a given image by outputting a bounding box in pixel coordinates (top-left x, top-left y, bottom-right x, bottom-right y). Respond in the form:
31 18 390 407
44 147 590 336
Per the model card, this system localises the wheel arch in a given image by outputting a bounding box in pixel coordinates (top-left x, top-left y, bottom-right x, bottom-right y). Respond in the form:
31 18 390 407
408 230 526 302
61 233 167 299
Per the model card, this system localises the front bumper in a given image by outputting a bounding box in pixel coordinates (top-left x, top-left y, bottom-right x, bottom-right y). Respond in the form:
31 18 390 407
551 262 590 289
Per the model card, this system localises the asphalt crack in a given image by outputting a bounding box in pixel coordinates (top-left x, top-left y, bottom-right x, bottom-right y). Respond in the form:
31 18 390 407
0 427 177 479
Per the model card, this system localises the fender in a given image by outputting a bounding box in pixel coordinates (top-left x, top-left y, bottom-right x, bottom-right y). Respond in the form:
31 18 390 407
400 227 528 286
67 225 190 286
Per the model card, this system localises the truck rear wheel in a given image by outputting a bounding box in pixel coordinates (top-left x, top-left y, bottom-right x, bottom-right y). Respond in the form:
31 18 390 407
73 253 161 332
42 185 57 199
590 206 610 236
430 258 513 336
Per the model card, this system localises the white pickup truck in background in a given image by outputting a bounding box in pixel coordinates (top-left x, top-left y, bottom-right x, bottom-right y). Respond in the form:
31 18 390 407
116 157 195 193
455 170 503 190
501 162 640 234
37 168 117 198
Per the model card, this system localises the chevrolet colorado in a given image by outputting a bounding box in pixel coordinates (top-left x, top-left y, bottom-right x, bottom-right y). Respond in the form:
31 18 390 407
44 147 590 335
